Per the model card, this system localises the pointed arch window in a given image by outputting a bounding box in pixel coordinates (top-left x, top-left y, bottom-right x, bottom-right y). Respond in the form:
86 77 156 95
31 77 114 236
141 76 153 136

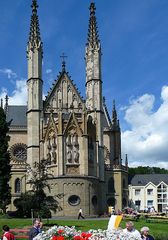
46 135 57 165
66 133 79 164
15 178 21 193
108 177 115 193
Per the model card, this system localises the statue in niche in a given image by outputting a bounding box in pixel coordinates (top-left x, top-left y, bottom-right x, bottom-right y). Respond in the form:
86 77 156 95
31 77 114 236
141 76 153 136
73 134 78 146
74 150 79 163
52 137 57 149
66 135 71 146
47 139 51 150
47 152 51 164
52 151 57 164
67 150 72 163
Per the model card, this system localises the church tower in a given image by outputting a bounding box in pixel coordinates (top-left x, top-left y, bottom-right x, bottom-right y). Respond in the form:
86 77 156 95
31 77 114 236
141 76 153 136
27 0 43 167
85 3 104 181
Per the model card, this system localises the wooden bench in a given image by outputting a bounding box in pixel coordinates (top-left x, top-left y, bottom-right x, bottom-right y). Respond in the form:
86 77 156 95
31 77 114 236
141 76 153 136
10 229 29 239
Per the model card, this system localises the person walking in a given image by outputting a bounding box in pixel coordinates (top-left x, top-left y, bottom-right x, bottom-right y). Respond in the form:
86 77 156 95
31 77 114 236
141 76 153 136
141 226 155 240
2 225 15 240
28 218 41 240
78 208 85 219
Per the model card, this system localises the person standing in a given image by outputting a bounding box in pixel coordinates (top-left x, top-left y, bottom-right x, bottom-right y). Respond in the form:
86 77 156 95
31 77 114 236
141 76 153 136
28 219 41 240
123 221 141 238
78 208 85 219
2 225 15 240
141 226 155 240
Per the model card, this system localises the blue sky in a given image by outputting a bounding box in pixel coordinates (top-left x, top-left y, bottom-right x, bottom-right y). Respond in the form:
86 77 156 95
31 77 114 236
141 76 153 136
1 0 168 168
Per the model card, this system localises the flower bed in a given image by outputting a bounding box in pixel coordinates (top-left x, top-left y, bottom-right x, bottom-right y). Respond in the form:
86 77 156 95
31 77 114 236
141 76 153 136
33 226 141 240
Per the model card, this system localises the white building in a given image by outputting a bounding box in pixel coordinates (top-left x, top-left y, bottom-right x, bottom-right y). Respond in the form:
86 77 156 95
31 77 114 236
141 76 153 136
129 174 168 212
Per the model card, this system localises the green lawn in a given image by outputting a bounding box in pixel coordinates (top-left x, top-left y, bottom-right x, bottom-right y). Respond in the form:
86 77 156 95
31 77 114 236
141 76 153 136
0 218 168 239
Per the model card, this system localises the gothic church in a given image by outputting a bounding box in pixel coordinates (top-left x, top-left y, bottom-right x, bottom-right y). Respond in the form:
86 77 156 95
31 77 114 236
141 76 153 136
6 0 128 216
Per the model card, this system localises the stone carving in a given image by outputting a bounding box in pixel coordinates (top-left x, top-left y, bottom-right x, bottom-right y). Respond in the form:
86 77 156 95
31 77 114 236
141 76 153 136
104 146 110 165
46 136 57 165
47 152 51 164
74 150 79 163
66 134 79 164
66 166 79 174
67 150 72 163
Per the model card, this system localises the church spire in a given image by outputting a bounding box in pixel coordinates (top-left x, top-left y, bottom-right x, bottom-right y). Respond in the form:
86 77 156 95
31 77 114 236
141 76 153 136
27 0 43 168
111 100 120 129
85 2 102 110
27 0 43 52
87 2 100 48
112 100 117 124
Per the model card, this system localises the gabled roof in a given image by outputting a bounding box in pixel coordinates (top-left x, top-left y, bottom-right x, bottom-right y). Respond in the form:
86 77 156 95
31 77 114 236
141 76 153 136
44 69 84 109
131 174 168 186
6 105 27 127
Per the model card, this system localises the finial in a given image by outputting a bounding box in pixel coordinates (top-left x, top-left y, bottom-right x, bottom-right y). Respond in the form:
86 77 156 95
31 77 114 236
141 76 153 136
112 99 117 122
113 99 116 110
0 98 3 108
125 154 128 167
5 95 8 106
60 53 67 71
89 2 96 15
27 0 42 53
31 0 38 14
87 2 100 48
4 95 9 113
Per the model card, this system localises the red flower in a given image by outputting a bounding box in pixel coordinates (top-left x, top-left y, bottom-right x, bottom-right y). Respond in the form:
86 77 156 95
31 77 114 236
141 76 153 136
80 233 92 240
57 236 65 240
58 229 64 235
81 233 87 238
52 236 57 240
74 236 82 240
86 233 92 239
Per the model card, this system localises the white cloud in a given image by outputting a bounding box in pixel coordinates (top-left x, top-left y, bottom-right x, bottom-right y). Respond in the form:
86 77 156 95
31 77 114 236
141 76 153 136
121 85 168 169
0 68 17 79
46 69 52 74
0 87 8 99
0 79 27 105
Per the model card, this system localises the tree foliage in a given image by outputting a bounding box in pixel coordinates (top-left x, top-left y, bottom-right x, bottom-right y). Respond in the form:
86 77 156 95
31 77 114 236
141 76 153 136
128 166 168 183
14 160 62 218
0 107 11 213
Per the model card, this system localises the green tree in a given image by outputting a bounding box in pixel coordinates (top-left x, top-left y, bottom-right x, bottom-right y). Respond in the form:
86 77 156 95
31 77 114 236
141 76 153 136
128 166 168 183
14 160 62 218
0 107 11 214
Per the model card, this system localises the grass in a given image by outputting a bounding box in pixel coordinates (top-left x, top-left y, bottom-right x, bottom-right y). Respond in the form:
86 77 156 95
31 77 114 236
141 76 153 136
0 218 168 239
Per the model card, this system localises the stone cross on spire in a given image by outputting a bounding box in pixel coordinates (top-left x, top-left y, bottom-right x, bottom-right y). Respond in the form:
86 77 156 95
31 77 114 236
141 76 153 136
60 53 67 71
32 0 38 12
87 2 100 48
27 0 43 53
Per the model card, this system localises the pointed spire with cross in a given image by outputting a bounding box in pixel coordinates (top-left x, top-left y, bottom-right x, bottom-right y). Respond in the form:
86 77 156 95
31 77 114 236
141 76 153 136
60 53 67 71
31 0 38 13
86 2 100 48
27 0 42 52
112 100 117 123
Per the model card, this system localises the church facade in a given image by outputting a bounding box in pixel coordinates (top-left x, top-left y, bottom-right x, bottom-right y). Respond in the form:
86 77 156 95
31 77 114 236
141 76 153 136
6 0 128 217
